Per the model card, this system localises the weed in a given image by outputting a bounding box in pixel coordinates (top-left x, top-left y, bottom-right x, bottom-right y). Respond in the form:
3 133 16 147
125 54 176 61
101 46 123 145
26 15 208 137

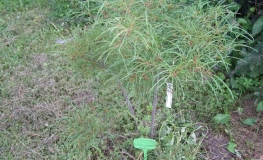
156 110 207 159
48 0 101 27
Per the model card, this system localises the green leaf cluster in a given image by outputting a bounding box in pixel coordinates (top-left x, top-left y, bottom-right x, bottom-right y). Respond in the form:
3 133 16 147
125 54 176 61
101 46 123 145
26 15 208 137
234 42 263 78
64 0 253 123
83 0 246 95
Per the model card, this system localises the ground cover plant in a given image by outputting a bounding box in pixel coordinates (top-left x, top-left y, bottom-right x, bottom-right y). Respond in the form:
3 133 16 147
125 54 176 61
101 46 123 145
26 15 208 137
1 0 263 159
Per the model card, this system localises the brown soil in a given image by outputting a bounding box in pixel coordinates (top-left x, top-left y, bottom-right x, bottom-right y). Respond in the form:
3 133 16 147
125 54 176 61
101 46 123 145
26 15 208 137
203 99 263 160
231 99 263 159
203 131 234 159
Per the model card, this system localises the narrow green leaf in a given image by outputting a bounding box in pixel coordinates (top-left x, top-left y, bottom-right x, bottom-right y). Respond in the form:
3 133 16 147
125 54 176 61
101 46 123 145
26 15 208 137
256 100 263 112
214 114 230 124
227 142 237 154
242 118 256 126
252 16 263 36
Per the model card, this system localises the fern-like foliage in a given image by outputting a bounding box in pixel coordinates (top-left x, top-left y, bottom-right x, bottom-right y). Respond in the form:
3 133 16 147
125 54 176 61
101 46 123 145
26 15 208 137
232 42 263 78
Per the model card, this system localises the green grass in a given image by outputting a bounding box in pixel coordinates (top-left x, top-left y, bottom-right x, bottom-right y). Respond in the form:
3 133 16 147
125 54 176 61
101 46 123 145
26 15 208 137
0 3 137 159
0 3 99 159
0 0 46 13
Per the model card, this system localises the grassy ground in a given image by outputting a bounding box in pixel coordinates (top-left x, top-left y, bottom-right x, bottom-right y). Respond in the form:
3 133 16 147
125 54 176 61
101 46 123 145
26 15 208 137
0 5 140 160
0 4 106 159
1 1 263 160
0 3 205 160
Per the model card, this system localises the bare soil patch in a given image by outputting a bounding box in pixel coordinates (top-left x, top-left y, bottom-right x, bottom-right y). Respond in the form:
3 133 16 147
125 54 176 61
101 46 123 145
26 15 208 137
203 99 263 160
231 99 263 159
203 131 234 160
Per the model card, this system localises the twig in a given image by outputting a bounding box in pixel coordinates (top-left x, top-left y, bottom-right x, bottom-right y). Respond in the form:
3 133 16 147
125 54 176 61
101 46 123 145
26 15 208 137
49 21 60 32
118 82 138 130
118 82 135 116
136 151 143 160
150 76 159 138
121 149 136 160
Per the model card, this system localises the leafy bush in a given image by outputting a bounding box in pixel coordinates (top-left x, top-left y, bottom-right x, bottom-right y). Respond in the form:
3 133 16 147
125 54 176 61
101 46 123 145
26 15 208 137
226 0 263 106
68 0 248 118
232 42 263 78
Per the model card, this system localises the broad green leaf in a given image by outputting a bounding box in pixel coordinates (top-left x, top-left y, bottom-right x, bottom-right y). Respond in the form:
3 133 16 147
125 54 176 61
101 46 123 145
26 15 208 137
214 114 230 124
162 133 174 146
228 3 241 11
187 132 197 145
238 18 247 25
244 17 253 26
227 142 237 154
252 16 263 36
238 18 249 30
159 126 168 138
250 7 255 12
242 118 256 126
256 100 263 112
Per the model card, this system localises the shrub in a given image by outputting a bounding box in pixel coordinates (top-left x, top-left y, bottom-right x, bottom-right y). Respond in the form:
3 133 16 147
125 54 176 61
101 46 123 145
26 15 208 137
69 0 248 116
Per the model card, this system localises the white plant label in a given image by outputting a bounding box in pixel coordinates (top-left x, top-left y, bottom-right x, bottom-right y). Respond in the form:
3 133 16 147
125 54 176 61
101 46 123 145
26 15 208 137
166 83 173 108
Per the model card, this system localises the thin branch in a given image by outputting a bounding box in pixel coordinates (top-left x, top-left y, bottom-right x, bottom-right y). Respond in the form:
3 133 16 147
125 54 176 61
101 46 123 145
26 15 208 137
118 82 138 130
121 149 136 160
150 76 159 138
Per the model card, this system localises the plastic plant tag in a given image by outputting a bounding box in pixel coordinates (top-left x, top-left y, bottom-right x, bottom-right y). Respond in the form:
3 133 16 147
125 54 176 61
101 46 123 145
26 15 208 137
134 138 156 160
166 83 173 108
